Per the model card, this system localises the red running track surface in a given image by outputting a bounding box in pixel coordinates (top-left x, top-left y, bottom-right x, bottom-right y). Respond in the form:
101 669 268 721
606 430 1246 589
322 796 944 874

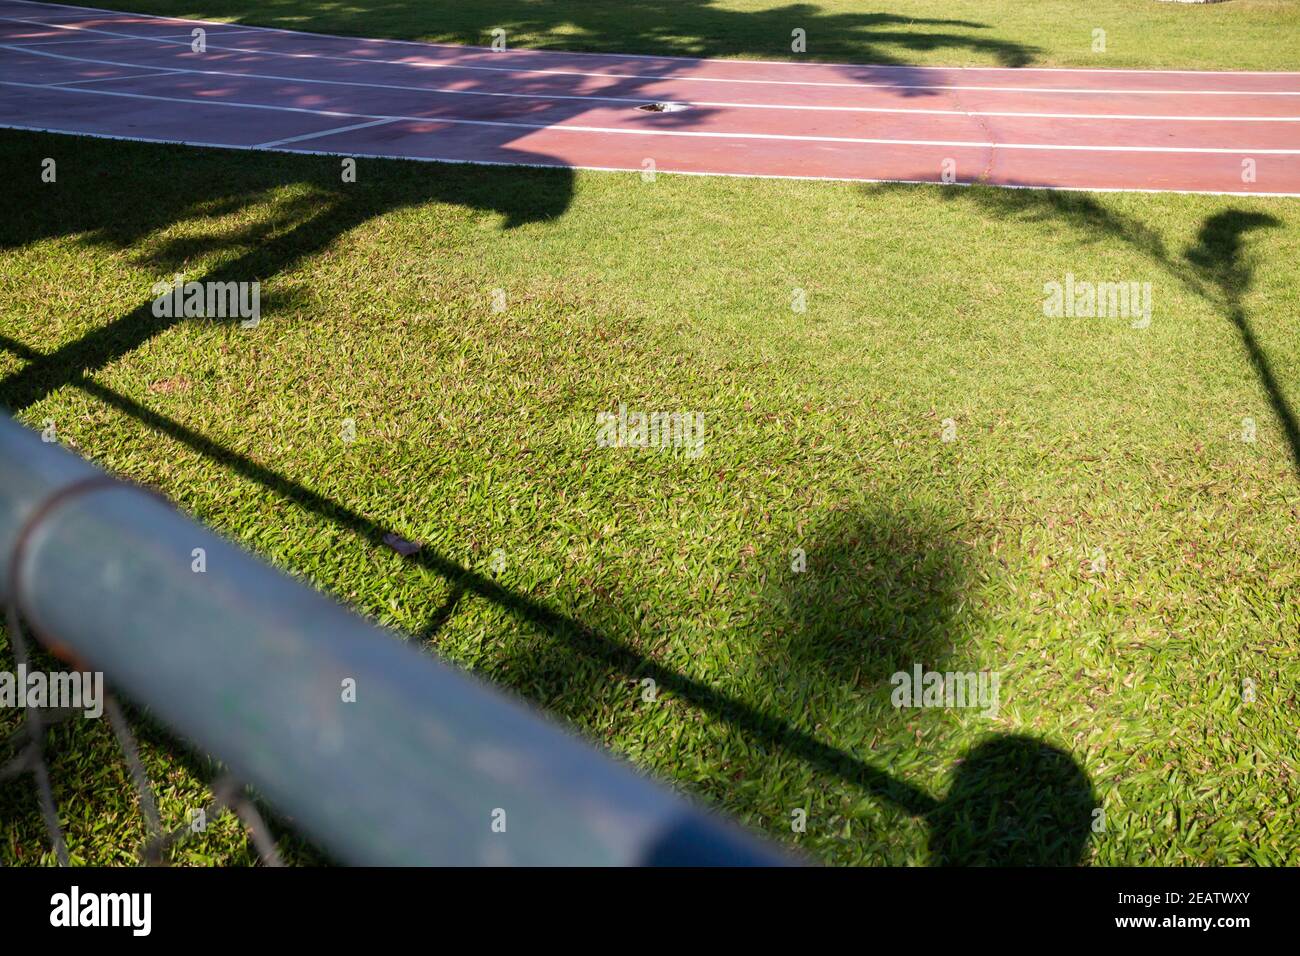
1 0 1298 195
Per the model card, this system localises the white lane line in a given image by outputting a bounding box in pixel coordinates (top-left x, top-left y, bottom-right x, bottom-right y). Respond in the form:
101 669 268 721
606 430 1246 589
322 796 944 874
49 69 179 85
156 29 271 38
4 43 1299 123
0 5 120 20
4 121 1299 198
3 77 1299 153
9 28 279 45
5 16 1300 96
6 0 1300 77
254 116 397 148
3 34 133 44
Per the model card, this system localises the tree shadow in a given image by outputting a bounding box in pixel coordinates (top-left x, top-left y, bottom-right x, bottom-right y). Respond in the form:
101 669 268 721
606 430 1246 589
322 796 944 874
0 131 572 412
0 0 1042 409
5 106 1157 872
1185 210 1293 470
897 182 1292 474
111 0 1039 67
0 144 1099 865
1 0 1040 233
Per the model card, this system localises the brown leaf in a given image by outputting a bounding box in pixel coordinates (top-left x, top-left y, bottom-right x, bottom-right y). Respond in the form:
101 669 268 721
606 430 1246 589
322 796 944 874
382 532 422 557
148 376 191 395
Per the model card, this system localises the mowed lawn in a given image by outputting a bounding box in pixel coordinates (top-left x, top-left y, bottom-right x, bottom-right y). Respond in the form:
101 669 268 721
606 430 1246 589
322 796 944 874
77 0 1300 70
2 0 1300 866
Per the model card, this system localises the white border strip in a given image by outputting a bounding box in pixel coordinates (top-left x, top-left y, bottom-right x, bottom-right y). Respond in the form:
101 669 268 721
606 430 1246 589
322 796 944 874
254 116 396 148
49 67 173 84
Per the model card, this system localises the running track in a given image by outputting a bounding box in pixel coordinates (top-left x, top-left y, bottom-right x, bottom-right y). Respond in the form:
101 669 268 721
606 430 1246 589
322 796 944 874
2 0 1299 195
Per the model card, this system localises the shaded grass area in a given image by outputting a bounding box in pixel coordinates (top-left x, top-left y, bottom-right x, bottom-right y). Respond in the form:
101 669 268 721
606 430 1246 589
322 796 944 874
79 0 1300 70
1 128 1297 865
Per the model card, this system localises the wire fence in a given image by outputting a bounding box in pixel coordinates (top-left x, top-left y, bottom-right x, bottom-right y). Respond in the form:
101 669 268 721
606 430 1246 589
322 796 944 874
0 412 787 866
1 473 285 865
0 630 284 866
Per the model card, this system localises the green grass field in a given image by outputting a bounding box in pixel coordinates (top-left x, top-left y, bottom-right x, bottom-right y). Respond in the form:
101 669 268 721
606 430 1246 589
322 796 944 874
75 0 1300 70
2 1 1299 866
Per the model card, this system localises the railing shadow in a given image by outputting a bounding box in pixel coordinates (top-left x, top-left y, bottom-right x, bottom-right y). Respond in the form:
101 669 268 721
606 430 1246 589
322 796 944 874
0 14 1092 863
0 353 1096 864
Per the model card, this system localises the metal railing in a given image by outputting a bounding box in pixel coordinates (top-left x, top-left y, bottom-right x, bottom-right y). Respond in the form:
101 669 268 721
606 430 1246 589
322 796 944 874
0 412 787 865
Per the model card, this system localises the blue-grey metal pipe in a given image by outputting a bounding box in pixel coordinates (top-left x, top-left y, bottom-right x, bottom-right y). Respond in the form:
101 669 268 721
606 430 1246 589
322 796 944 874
0 413 787 866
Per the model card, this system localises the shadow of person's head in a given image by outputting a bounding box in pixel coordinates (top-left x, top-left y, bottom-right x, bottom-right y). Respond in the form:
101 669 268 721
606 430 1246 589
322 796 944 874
768 503 970 690
928 734 1095 866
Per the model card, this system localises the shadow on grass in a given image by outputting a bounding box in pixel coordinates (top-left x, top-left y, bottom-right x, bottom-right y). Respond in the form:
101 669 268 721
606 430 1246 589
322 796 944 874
1186 210 1294 470
109 0 1038 66
899 183 1292 473
773 506 966 687
770 507 1095 864
0 357 1099 863
930 735 1095 866
1 133 1100 865
0 133 574 413
4 359 1103 863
